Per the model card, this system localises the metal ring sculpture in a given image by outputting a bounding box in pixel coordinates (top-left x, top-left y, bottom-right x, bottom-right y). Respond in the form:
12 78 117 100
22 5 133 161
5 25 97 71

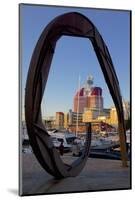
25 12 127 179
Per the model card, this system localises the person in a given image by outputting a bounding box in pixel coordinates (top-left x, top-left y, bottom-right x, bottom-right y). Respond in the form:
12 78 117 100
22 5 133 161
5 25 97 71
72 138 82 156
59 140 64 156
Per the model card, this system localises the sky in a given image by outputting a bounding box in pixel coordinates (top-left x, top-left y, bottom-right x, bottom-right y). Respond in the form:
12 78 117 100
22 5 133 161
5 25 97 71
20 4 130 118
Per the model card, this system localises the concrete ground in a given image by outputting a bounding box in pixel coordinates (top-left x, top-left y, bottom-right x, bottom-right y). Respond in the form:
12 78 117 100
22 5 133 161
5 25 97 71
21 153 131 195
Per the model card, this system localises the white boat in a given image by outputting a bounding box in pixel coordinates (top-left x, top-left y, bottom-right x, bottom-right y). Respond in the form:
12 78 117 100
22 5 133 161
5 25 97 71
126 130 130 144
91 137 112 147
49 131 76 152
106 132 119 142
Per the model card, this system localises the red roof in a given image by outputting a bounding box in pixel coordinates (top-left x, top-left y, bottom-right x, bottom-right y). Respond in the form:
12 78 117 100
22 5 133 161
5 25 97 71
75 88 84 97
56 112 64 115
75 87 102 97
91 87 102 96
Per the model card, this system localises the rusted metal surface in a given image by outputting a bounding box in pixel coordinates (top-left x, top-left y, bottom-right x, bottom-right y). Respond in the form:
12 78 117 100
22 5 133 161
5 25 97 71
25 12 127 179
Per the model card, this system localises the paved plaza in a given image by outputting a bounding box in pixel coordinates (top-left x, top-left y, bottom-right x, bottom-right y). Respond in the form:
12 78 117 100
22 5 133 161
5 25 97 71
21 153 131 195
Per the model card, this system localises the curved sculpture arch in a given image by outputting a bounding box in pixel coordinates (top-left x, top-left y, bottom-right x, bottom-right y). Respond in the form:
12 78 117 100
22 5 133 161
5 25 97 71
25 12 127 179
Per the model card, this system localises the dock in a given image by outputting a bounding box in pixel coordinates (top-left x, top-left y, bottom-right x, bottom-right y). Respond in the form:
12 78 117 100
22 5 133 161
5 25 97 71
21 153 130 195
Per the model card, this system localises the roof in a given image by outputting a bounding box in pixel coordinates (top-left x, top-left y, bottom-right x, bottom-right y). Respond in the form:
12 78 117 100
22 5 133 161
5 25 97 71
56 112 64 115
75 87 84 97
91 87 102 96
75 87 102 97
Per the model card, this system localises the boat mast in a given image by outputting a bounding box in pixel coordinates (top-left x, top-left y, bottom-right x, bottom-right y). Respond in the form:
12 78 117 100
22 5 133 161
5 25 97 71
76 75 80 137
98 88 100 116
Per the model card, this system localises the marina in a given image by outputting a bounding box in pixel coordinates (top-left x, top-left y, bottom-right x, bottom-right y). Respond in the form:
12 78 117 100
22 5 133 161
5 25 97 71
22 120 130 160
22 127 130 161
21 125 131 194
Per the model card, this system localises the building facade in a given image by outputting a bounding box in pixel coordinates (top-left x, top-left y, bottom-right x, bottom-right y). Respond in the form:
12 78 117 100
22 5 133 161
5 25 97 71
73 75 103 114
74 88 87 113
64 113 69 129
68 109 83 126
110 101 130 126
110 107 118 126
87 87 103 111
44 116 56 129
55 112 64 129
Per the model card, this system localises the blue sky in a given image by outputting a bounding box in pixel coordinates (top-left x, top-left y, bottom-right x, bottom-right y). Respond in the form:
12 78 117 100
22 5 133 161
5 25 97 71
20 4 130 118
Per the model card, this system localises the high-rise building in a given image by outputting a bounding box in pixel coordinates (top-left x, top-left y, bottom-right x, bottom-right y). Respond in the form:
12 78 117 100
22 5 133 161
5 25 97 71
74 75 103 113
74 88 87 113
87 87 103 111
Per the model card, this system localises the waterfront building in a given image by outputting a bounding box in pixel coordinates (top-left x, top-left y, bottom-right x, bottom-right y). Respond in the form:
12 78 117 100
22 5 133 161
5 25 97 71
83 108 100 122
82 110 93 122
68 109 83 126
64 113 69 129
68 109 85 133
68 124 86 133
55 112 64 129
102 108 111 118
110 101 130 126
110 107 118 126
44 116 56 129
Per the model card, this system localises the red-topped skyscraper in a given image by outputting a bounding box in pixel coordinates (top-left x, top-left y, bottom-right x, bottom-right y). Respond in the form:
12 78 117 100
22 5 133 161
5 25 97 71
74 75 103 113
